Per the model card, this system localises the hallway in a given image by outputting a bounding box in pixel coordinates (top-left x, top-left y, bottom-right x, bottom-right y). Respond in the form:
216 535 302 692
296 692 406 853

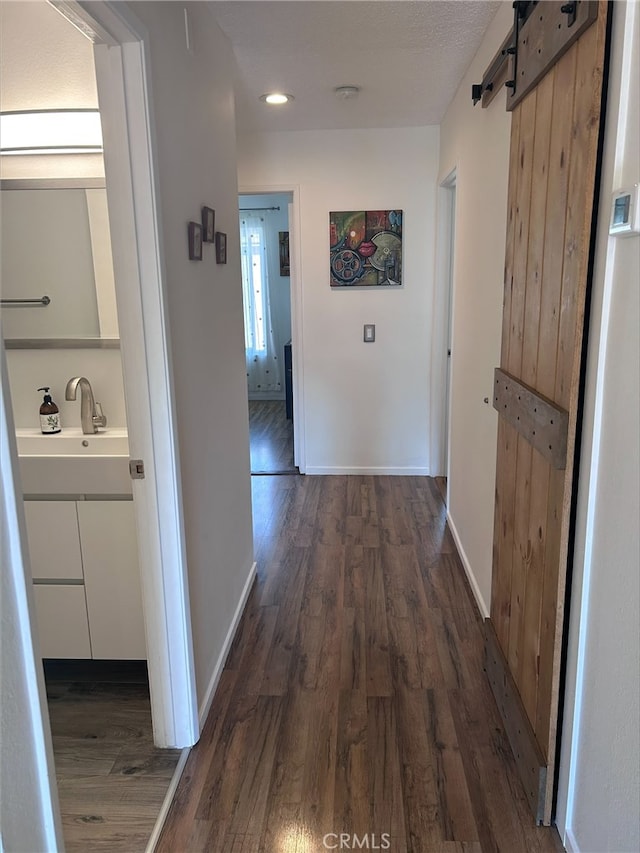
156 475 565 852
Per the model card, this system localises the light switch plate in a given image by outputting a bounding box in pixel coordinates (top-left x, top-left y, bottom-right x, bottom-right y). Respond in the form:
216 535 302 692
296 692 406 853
364 324 375 342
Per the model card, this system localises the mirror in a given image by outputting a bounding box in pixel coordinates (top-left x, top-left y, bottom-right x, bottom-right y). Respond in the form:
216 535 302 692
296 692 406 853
0 179 119 344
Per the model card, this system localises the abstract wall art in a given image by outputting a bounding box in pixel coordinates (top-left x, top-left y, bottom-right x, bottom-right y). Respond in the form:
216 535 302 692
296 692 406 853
329 210 403 287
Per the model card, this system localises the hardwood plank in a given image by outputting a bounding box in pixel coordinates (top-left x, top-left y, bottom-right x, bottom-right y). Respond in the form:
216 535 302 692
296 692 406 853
226 696 284 839
51 736 121 778
334 689 370 836
300 685 339 841
194 692 262 829
367 697 406 842
395 686 444 847
316 476 347 546
431 608 473 691
518 451 551 724
508 433 533 677
501 92 522 362
506 88 537 377
361 477 381 547
555 10 607 412
363 547 393 697
521 69 554 390
293 543 344 692
536 466 567 760
536 45 577 400
260 550 310 696
425 688 478 842
292 474 323 547
491 419 518 654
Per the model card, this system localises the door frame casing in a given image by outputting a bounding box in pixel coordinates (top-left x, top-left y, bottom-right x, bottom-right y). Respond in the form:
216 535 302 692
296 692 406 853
56 0 199 747
238 183 305 472
431 168 457 484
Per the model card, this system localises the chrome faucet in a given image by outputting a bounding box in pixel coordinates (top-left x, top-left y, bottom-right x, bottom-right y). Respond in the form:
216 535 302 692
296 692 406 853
65 376 107 434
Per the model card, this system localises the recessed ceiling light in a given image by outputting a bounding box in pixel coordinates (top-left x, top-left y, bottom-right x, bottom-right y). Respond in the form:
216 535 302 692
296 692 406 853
259 93 294 105
334 86 360 100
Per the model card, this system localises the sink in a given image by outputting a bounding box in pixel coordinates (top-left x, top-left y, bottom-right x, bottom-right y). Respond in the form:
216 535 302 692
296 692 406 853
16 427 129 456
16 428 132 495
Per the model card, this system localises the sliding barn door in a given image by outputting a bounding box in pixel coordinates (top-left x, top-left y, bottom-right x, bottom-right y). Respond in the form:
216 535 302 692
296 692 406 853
485 1 609 825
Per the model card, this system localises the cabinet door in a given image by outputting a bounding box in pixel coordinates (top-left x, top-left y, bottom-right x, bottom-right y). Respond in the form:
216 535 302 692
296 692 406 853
33 585 91 658
24 501 83 581
77 500 146 659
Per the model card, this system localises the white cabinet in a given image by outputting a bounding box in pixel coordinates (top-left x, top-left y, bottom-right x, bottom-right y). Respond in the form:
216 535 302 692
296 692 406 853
24 501 83 581
25 500 90 658
77 501 146 660
32 585 92 658
24 498 145 660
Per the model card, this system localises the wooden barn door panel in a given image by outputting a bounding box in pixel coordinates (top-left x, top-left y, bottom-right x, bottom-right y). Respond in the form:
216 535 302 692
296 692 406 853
487 1 609 825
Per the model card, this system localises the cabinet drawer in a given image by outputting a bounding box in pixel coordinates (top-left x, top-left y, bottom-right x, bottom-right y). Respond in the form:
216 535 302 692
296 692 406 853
77 501 146 659
24 501 83 581
33 585 91 658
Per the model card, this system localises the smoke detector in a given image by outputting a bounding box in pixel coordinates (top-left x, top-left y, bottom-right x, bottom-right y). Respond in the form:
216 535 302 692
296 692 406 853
334 86 360 100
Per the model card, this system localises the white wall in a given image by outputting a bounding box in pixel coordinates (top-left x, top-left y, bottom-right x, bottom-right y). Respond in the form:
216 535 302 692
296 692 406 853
557 3 640 851
237 126 439 474
129 1 254 707
437 1 513 614
6 347 127 429
239 191 292 400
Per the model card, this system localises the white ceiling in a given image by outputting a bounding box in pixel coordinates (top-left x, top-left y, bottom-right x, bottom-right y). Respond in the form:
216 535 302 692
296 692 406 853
207 1 502 133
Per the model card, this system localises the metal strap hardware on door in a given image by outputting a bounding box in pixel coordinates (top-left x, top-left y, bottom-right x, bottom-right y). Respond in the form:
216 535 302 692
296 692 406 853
472 1 599 111
507 0 599 110
493 368 569 469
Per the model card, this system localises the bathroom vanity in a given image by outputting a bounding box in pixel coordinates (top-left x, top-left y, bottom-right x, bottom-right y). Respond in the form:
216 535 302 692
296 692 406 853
17 429 146 660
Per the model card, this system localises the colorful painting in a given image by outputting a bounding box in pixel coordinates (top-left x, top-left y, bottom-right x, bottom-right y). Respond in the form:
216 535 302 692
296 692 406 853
330 210 403 287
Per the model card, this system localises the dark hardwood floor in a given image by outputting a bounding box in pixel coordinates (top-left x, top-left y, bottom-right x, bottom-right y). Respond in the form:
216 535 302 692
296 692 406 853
46 668 181 852
249 400 296 474
157 475 565 853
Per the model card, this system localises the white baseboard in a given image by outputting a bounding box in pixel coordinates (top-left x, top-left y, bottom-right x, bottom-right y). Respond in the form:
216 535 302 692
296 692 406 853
305 465 430 476
562 827 578 853
197 560 257 727
145 746 190 852
446 512 489 618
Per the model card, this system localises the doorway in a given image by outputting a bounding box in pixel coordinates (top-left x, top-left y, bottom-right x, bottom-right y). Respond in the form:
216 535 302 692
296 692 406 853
239 192 297 474
3 3 198 844
1 1 198 847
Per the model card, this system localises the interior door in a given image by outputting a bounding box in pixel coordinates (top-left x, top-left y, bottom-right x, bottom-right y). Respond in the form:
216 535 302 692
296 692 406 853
485 0 609 825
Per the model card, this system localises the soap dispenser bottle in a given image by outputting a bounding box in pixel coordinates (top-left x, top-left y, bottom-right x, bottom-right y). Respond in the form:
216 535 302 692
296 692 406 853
38 387 62 434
